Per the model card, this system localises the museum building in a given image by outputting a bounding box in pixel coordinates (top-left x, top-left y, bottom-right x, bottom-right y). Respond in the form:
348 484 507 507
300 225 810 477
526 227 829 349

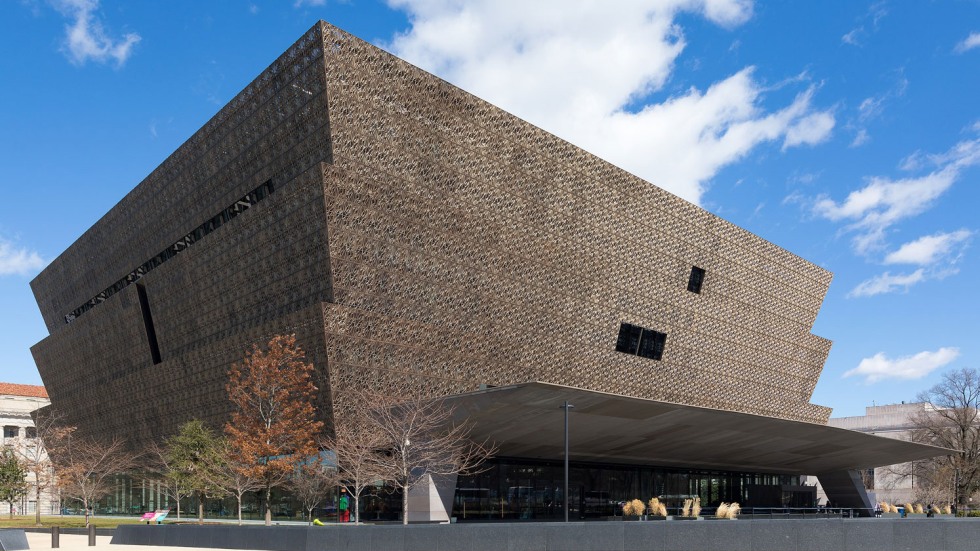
31 21 944 520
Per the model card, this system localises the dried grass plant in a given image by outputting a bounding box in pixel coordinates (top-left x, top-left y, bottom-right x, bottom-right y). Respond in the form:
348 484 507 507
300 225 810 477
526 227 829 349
942 504 952 515
904 502 914 514
623 499 646 516
914 503 924 514
931 505 942 515
715 503 730 518
681 498 692 517
692 497 702 517
647 497 666 516
725 502 741 519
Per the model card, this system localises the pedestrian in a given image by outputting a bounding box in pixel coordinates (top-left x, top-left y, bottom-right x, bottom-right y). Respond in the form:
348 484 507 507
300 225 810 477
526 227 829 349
874 502 882 518
339 488 350 523
927 503 935 518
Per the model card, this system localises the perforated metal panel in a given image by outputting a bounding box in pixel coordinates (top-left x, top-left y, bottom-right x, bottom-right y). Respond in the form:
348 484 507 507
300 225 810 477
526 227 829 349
31 21 833 449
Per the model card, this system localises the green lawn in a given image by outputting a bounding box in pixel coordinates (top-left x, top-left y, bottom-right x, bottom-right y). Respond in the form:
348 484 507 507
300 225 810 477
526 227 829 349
0 515 144 529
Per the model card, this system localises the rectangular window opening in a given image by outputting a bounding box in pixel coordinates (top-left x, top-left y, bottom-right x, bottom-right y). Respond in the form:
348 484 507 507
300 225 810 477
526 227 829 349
688 266 706 294
616 322 667 361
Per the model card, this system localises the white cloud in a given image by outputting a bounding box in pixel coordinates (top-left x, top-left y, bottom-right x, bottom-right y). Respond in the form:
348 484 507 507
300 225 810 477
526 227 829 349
812 137 980 254
955 32 980 53
0 237 46 276
848 269 926 298
842 28 863 46
843 347 960 384
884 229 973 266
385 0 833 205
850 128 870 147
50 0 140 66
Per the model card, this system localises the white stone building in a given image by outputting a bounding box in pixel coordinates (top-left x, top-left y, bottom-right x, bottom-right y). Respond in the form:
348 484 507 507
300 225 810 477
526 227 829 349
0 382 58 515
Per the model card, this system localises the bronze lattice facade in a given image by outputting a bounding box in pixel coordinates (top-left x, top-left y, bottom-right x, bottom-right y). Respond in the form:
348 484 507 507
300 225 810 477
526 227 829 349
31 21 833 449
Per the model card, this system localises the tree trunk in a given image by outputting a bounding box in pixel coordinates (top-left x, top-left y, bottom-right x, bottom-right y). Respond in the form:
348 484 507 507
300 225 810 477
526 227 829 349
198 491 204 524
84 498 90 527
402 486 409 525
264 486 272 526
35 484 42 526
236 493 243 526
176 497 181 521
354 494 360 525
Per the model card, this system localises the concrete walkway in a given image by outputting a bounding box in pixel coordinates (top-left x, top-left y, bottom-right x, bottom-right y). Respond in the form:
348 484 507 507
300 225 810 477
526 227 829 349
25 532 226 551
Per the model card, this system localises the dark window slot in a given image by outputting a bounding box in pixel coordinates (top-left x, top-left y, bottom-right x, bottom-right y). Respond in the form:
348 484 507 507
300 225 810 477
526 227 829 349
688 266 706 294
136 283 162 365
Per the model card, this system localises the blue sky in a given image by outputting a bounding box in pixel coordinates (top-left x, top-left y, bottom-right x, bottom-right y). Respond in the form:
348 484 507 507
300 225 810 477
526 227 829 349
1 1 977 418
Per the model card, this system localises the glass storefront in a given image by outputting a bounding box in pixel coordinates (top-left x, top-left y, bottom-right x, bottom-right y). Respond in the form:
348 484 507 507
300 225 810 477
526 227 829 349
453 457 813 521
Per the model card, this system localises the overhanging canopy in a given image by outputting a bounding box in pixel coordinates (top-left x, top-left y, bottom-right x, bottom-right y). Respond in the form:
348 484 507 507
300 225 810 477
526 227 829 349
441 382 949 475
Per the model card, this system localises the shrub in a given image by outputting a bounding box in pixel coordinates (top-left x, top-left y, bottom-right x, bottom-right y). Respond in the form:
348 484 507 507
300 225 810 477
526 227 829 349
681 498 692 517
692 497 701 517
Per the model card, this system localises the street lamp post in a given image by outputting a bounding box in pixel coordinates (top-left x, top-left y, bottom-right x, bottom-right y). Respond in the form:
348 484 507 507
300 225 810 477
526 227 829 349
559 401 574 522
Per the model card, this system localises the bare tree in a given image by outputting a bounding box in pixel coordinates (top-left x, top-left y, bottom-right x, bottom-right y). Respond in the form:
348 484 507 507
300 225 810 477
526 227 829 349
145 441 192 521
288 457 339 524
367 391 495 525
55 433 139 527
323 402 391 525
15 410 70 526
908 367 980 510
204 439 262 526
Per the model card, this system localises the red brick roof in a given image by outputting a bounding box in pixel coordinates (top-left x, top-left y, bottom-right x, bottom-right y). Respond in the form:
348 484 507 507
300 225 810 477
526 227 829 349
0 382 48 398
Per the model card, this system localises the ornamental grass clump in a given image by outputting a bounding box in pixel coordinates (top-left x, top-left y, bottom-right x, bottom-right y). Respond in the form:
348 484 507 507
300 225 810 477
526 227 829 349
681 498 692 517
942 504 952 515
904 502 914 515
725 503 741 519
623 499 646 517
914 503 924 514
691 497 701 517
931 505 942 515
715 503 730 518
647 497 666 517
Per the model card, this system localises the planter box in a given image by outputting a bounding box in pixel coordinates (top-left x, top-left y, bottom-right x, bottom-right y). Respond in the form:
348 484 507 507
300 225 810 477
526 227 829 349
645 515 668 521
672 516 702 520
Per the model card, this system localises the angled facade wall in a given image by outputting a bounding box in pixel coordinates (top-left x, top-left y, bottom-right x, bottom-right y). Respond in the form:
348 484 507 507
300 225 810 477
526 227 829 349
32 21 833 450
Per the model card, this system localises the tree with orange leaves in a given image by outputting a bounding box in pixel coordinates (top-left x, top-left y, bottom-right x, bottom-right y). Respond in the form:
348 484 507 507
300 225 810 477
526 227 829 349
225 334 324 526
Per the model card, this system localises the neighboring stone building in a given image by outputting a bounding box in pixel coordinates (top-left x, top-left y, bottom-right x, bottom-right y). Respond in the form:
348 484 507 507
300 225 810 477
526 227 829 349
808 402 934 505
0 382 57 515
30 21 945 520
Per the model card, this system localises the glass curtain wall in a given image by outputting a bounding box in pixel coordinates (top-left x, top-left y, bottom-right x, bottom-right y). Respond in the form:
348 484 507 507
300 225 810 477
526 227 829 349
454 457 808 521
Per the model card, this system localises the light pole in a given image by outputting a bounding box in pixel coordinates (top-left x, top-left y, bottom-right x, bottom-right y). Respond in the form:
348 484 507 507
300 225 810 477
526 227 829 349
559 401 574 522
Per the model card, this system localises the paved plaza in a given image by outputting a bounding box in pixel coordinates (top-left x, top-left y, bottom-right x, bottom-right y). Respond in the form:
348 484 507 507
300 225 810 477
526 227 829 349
24 532 221 551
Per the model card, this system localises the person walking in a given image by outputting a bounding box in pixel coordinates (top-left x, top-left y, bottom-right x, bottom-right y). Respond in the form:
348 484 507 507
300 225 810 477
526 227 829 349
339 488 350 523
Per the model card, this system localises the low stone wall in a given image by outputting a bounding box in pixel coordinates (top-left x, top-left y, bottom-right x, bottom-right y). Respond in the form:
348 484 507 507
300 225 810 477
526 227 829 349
112 518 980 551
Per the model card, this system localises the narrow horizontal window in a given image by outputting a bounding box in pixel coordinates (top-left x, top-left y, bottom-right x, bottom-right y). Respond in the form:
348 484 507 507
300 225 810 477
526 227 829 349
64 179 275 324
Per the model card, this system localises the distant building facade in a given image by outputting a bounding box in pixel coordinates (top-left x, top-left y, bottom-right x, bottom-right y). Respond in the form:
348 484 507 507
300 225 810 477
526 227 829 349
808 402 930 505
0 382 58 515
31 21 944 520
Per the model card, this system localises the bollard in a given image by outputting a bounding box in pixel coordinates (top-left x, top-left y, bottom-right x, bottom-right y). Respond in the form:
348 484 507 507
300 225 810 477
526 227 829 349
88 523 96 546
52 526 60 548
